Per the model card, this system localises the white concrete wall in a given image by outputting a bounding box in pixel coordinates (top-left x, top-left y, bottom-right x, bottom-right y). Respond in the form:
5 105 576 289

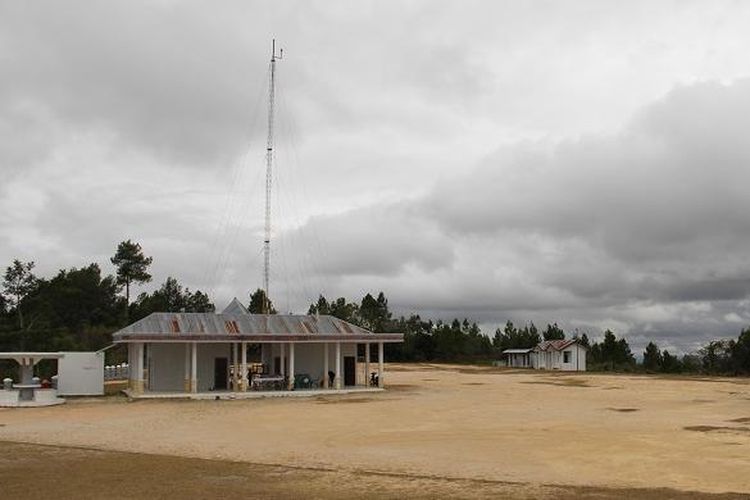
148 343 185 392
57 352 104 396
291 343 325 383
197 343 232 392
533 345 587 371
146 342 232 392
264 342 356 383
144 341 365 392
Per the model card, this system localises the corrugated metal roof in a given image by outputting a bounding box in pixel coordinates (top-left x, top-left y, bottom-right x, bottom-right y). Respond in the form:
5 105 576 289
534 339 582 352
502 348 533 354
112 312 376 339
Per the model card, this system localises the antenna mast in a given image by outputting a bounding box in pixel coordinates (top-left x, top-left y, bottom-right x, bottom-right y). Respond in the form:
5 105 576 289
263 39 282 314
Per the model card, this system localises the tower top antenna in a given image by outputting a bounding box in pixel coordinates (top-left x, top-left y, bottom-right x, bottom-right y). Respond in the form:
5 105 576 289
271 38 283 62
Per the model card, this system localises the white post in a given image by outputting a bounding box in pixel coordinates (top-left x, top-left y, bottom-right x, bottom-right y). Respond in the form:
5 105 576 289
288 343 295 390
365 343 371 387
135 343 145 394
323 343 329 389
184 343 191 392
128 343 135 391
378 342 384 388
232 342 239 391
241 341 248 391
190 342 197 393
335 342 342 390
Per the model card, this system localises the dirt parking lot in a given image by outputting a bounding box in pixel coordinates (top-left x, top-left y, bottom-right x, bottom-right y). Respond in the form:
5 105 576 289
1 364 749 498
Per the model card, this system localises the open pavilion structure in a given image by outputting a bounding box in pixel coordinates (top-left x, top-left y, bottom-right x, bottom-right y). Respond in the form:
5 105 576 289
0 352 65 407
112 299 403 399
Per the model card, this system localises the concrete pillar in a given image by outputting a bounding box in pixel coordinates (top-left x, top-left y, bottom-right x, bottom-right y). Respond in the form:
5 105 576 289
190 342 197 393
288 343 295 390
232 342 239 391
184 343 191 392
365 343 371 387
335 342 342 390
241 341 248 391
134 342 145 394
323 343 329 389
378 342 384 388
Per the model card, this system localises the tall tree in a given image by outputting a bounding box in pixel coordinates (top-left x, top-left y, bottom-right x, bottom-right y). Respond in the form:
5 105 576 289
359 292 392 332
493 321 541 354
660 350 682 373
579 332 590 348
130 277 215 320
2 260 38 338
111 240 153 307
543 323 565 340
248 288 276 314
642 342 662 372
730 326 750 375
589 330 635 370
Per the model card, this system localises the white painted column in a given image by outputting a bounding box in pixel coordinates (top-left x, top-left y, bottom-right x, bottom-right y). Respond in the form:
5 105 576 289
190 342 197 393
288 343 295 390
135 342 145 394
365 343 371 387
127 343 134 390
378 342 384 388
241 341 248 391
232 342 239 391
335 342 342 390
184 343 191 392
323 343 329 389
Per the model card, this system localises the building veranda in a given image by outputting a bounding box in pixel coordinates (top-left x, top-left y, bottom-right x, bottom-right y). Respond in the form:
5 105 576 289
113 299 403 399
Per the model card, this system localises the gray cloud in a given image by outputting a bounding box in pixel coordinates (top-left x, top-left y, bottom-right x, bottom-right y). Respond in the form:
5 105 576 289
279 79 750 352
3 1 750 354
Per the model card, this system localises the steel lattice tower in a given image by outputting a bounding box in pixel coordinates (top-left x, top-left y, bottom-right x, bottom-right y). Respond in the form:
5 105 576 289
263 39 282 314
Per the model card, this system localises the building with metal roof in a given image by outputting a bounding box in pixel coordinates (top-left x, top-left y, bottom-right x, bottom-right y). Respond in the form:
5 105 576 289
112 298 404 398
499 339 587 371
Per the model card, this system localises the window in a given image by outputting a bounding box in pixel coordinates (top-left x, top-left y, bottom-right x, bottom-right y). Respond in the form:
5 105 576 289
563 351 571 363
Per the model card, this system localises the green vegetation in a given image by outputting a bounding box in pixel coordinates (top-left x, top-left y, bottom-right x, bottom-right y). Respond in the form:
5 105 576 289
1 247 750 376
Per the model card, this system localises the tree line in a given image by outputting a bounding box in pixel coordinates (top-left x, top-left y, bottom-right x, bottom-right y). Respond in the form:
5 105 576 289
2 242 750 376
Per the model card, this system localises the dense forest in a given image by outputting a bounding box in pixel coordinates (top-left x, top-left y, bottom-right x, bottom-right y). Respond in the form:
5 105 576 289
2 241 749 376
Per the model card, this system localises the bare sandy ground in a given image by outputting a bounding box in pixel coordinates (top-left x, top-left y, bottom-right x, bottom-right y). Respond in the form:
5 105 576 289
1 364 749 496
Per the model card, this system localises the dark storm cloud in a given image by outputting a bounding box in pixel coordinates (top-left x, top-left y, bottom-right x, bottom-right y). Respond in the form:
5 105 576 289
283 79 750 351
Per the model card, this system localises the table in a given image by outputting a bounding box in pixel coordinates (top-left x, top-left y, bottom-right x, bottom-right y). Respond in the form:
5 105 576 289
251 375 285 391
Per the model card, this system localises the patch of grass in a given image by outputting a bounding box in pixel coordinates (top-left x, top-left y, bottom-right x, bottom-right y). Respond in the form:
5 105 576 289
684 425 750 434
315 397 378 405
522 378 592 388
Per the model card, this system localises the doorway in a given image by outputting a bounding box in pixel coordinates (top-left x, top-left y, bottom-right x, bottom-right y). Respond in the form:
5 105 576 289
214 357 228 390
344 356 356 386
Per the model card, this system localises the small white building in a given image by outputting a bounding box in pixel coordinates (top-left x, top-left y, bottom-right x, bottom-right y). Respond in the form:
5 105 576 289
112 299 404 398
500 339 587 371
501 348 533 368
532 339 587 371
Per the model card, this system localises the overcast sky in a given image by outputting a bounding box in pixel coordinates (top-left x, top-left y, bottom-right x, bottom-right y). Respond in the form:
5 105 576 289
2 1 750 352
